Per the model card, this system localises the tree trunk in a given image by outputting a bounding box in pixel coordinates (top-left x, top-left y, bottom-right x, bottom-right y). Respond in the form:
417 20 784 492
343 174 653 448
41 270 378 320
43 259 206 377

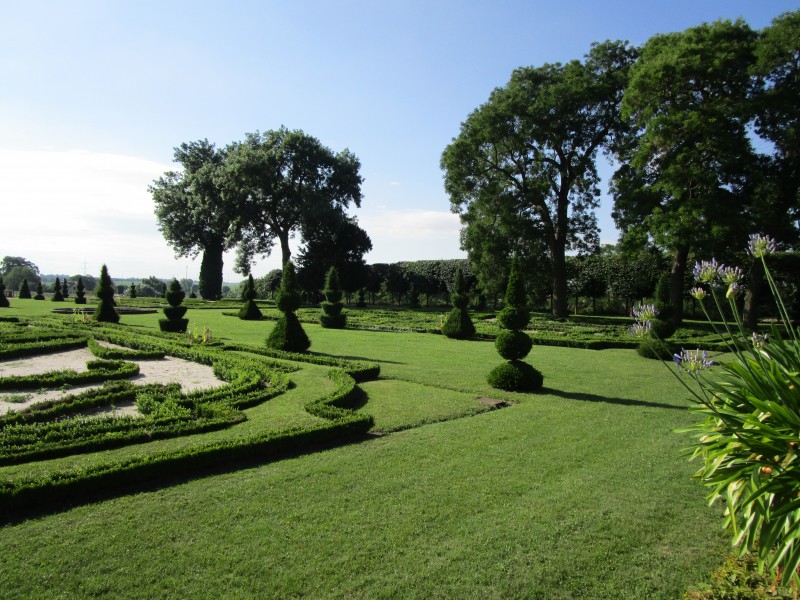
278 231 291 267
551 247 569 318
743 258 765 330
199 239 224 300
669 244 689 327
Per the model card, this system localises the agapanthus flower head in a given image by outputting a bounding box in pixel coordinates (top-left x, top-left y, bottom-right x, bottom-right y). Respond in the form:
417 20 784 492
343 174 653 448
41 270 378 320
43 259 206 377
719 266 743 285
632 303 657 323
752 332 768 349
691 287 707 300
726 282 740 299
748 234 777 258
693 259 721 284
673 348 714 374
630 321 652 338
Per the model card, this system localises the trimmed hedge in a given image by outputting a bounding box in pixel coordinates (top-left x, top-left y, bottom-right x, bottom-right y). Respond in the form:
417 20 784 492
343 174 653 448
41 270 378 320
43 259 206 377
487 360 543 392
0 358 140 390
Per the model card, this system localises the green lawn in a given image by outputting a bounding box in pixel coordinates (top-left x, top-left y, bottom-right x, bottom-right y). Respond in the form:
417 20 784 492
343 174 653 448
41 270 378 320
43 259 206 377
0 301 729 598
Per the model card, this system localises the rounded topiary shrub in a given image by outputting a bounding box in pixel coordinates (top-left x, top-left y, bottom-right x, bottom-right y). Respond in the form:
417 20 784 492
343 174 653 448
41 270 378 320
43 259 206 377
487 360 543 392
267 262 310 352
496 305 530 331
267 312 311 352
74 277 86 304
442 267 475 339
159 278 188 333
319 267 345 329
495 329 533 361
93 264 120 323
18 279 31 299
238 274 263 320
34 282 45 300
129 283 138 298
51 277 64 302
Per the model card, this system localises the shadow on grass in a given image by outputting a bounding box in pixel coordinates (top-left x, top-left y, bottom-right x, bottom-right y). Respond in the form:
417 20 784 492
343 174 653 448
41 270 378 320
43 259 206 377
0 432 374 528
308 351 406 365
541 387 687 411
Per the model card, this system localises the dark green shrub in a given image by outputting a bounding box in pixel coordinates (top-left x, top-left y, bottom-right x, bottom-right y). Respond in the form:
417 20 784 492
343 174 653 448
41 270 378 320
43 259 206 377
496 305 530 330
650 317 676 340
74 276 86 304
267 312 311 352
18 278 31 299
238 274 263 320
267 262 310 351
129 283 137 298
0 277 8 308
636 339 672 360
356 288 366 308
442 267 475 339
61 278 69 298
51 277 64 302
93 264 120 323
159 278 189 333
320 267 346 329
495 330 533 360
489 256 542 391
487 360 543 392
33 282 44 300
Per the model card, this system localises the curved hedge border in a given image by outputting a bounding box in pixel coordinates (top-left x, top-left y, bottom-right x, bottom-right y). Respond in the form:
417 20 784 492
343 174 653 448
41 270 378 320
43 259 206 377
0 337 88 360
0 319 377 511
0 358 140 390
87 338 165 360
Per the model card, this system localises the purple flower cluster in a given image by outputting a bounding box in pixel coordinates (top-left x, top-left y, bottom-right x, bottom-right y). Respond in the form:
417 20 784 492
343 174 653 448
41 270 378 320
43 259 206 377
748 233 777 258
673 348 714 374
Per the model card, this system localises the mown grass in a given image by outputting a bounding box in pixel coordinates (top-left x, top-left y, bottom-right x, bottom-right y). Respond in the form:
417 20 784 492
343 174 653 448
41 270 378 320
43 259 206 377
0 300 730 598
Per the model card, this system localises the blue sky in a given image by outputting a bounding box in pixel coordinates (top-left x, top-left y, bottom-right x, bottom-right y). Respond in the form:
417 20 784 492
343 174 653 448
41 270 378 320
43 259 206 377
1 0 796 281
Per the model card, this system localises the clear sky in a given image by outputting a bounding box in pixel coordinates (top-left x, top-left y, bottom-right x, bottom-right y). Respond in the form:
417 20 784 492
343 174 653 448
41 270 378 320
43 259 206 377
1 0 796 282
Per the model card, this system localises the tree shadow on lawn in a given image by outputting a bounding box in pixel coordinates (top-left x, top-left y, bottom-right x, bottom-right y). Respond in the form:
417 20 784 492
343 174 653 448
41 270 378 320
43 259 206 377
540 387 687 411
307 351 406 365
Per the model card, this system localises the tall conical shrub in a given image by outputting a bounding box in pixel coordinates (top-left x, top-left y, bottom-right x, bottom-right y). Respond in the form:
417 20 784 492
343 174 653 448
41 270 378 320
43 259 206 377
74 277 86 304
159 278 189 333
267 262 310 352
18 279 31 299
487 256 543 391
238 274 263 320
319 267 346 329
51 277 64 302
34 282 44 300
129 283 137 298
441 267 475 339
0 277 9 308
61 278 69 298
93 264 120 323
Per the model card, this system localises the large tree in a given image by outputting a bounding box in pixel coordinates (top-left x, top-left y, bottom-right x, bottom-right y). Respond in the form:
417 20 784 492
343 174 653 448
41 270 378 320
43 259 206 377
742 10 800 327
613 19 757 325
223 127 364 272
150 140 239 300
442 41 636 318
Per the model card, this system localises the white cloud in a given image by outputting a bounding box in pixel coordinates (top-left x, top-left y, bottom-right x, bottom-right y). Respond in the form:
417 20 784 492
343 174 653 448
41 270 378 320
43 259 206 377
388 181 401 187
358 208 465 262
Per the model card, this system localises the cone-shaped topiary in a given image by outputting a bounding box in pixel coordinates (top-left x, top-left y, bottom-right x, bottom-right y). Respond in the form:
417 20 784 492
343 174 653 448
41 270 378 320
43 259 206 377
51 277 64 302
238 274 263 320
93 264 120 323
487 256 542 391
0 277 9 308
319 266 346 329
129 283 137 298
61 278 69 298
159 278 189 333
34 282 44 300
18 278 31 299
441 267 475 339
74 276 86 304
267 262 310 352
